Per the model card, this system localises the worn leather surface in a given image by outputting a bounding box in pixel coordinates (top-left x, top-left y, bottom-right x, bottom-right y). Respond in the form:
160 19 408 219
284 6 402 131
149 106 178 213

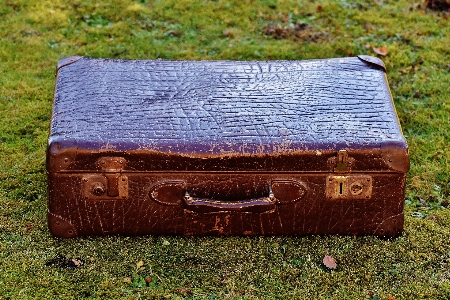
51 57 406 155
48 57 409 237
48 173 406 237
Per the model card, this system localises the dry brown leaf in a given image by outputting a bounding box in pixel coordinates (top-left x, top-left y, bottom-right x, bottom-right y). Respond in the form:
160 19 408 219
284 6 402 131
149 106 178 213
223 29 234 38
323 255 337 269
317 5 323 13
136 260 144 268
123 277 132 283
364 23 377 32
71 258 83 266
176 288 193 296
387 294 396 300
373 45 388 56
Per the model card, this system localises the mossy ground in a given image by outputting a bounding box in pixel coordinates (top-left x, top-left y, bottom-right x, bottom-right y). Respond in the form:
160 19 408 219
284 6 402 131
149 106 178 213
0 0 449 299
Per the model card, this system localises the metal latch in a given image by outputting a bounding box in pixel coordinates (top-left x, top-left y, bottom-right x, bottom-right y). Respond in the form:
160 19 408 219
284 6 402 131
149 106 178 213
82 157 128 200
328 150 355 172
326 175 372 200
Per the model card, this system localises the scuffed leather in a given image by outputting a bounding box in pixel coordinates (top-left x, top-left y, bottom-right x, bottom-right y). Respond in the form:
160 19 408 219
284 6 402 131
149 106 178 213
51 57 407 155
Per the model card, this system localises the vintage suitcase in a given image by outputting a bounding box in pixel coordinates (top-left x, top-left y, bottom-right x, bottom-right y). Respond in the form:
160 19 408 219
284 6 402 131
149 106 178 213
47 55 409 238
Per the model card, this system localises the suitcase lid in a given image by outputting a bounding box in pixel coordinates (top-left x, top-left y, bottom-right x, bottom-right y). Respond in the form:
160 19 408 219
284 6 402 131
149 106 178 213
48 56 409 173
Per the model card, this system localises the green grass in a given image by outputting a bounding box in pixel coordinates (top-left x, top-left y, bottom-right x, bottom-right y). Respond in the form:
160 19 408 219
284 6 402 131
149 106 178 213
1 0 449 298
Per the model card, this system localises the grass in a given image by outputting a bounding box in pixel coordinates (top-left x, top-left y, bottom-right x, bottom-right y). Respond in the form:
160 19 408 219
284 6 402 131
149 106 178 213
0 0 449 298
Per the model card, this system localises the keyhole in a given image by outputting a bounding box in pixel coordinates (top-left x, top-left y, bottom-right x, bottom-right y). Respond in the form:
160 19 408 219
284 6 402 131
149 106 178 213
339 182 343 194
92 182 106 196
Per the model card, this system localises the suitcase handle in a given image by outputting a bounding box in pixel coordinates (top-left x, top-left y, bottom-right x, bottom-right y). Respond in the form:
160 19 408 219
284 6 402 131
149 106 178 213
183 186 276 213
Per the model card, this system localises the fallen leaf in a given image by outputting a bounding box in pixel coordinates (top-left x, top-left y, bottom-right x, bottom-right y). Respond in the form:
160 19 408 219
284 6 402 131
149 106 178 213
162 239 170 246
373 45 388 56
323 255 337 269
71 258 83 267
387 294 396 300
24 224 33 232
176 288 193 296
145 277 152 284
223 29 234 38
364 23 377 32
45 255 84 269
123 277 132 283
136 260 144 268
317 5 323 12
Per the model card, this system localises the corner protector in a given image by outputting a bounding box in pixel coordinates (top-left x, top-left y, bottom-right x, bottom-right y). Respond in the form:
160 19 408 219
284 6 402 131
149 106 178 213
357 55 386 72
373 212 404 237
48 212 78 238
381 140 410 173
56 56 84 73
46 137 78 172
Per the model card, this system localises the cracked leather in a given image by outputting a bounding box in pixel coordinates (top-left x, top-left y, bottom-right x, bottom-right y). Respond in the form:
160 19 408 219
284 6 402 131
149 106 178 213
47 56 409 237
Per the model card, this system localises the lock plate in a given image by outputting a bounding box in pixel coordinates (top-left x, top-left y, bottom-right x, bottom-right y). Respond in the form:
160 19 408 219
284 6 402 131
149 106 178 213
326 175 372 200
82 174 128 200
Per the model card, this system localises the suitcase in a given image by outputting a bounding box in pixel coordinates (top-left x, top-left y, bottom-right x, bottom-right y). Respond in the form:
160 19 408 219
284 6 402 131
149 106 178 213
47 55 409 238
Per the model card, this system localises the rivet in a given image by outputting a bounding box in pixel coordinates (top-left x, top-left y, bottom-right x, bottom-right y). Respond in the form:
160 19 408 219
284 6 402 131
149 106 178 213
64 158 69 162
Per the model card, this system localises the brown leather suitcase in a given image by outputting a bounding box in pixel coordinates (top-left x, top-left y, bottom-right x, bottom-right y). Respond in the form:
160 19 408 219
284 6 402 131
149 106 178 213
47 56 409 238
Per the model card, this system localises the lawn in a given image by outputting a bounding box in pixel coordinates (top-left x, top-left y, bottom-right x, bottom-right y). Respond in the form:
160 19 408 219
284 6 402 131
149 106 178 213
0 0 449 299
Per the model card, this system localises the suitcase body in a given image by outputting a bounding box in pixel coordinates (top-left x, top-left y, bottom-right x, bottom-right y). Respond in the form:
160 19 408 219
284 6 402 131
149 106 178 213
47 56 409 237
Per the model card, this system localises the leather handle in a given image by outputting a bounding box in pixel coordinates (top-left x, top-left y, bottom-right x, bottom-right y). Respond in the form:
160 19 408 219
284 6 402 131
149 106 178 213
183 186 276 213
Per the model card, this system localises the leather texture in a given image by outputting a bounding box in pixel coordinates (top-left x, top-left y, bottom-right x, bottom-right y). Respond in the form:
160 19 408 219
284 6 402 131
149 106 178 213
50 56 406 155
47 56 409 237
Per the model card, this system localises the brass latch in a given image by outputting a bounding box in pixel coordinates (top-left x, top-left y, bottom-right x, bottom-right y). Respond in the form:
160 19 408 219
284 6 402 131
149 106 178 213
328 150 355 172
82 157 128 200
326 175 372 200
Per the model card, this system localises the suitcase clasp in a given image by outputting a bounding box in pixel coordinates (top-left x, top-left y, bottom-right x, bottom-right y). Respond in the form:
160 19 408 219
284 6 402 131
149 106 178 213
326 175 372 200
81 157 128 200
328 150 355 172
